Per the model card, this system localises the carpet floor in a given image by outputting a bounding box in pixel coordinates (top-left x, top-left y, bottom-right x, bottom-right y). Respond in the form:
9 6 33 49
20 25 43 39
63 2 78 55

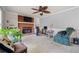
22 34 79 53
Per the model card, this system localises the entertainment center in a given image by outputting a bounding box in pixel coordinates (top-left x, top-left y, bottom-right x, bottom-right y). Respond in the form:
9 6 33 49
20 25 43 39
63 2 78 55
18 15 34 34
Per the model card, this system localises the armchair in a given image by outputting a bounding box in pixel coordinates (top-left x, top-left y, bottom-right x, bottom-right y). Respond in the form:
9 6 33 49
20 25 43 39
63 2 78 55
54 27 75 46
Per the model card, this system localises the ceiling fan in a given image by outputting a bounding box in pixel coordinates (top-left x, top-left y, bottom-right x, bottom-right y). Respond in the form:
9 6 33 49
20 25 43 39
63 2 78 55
32 6 50 16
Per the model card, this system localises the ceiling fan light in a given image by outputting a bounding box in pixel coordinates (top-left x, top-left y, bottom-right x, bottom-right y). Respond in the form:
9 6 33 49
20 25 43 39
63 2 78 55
40 13 43 16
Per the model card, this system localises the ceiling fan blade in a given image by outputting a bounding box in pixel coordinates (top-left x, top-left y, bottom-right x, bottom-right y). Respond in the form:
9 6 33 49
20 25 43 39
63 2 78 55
32 12 39 14
39 6 43 11
42 6 48 10
39 6 42 9
32 8 38 10
31 6 50 16
43 11 50 13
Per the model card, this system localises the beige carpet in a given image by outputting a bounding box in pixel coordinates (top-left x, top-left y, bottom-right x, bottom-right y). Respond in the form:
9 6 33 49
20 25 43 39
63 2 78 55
22 34 79 53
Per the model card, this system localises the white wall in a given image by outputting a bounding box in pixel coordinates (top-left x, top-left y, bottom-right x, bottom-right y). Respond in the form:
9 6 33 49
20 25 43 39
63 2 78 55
0 7 6 28
42 7 79 29
4 11 18 29
0 7 18 29
34 16 40 26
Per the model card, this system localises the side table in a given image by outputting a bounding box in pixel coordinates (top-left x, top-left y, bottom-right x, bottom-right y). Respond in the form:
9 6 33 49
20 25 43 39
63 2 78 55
73 38 79 45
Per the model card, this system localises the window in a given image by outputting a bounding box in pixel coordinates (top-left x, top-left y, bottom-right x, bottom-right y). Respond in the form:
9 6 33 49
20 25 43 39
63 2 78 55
0 8 2 29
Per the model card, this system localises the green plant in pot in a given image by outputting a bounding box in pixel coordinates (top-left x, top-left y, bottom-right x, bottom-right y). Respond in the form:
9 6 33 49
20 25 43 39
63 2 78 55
8 29 22 43
0 29 8 37
9 29 22 42
0 29 22 43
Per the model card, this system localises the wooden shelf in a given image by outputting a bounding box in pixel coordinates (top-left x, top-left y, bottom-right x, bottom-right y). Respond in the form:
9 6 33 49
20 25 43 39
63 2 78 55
18 22 34 24
18 15 34 34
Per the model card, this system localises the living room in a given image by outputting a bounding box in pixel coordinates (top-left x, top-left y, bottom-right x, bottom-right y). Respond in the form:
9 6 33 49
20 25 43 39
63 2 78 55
0 6 79 53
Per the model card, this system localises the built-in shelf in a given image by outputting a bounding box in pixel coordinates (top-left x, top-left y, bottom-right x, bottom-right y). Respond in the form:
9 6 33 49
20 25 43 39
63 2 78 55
18 22 34 24
18 15 34 34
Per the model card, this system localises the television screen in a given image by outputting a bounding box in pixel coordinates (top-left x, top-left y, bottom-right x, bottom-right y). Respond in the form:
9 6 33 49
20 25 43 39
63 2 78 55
24 17 32 22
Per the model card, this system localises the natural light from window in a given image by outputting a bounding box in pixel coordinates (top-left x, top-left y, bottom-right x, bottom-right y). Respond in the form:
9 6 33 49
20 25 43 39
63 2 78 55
0 8 2 29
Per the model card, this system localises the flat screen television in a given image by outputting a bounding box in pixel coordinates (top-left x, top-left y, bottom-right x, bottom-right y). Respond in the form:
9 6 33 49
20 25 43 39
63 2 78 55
24 17 32 22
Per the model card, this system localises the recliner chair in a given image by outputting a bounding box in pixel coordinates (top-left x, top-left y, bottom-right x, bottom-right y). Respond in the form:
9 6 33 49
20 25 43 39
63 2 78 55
54 27 75 46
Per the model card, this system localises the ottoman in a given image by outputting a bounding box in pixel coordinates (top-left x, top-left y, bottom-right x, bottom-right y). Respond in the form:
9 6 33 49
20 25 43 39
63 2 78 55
14 42 27 53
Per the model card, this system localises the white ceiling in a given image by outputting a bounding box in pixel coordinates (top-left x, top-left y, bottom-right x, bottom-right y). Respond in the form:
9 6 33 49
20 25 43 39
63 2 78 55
4 6 76 18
